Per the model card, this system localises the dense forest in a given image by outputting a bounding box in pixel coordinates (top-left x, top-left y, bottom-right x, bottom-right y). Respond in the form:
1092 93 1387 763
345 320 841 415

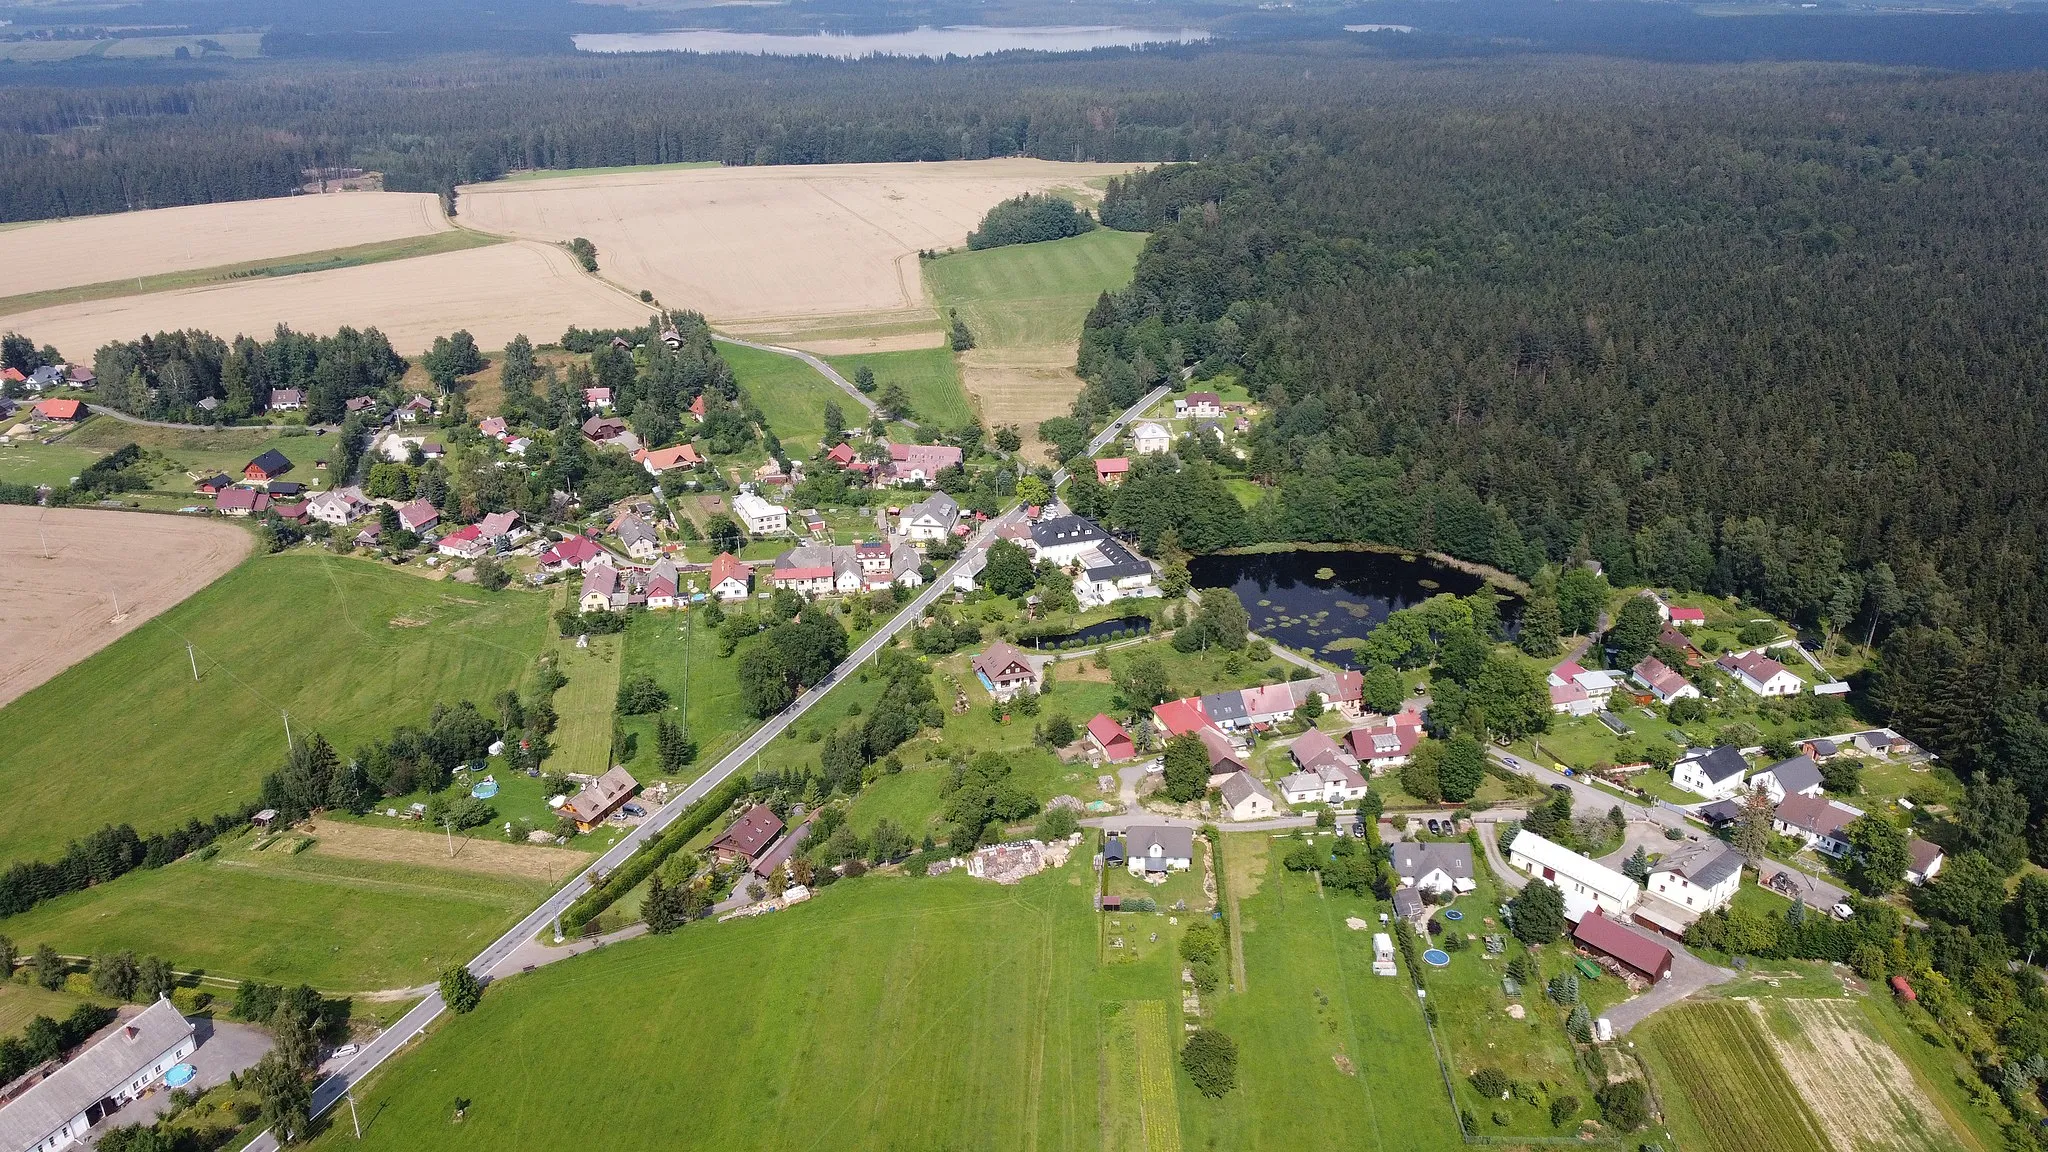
1065 68 2048 840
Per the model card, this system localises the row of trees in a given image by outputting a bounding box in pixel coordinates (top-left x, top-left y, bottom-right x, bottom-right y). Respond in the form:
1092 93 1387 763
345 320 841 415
86 325 408 424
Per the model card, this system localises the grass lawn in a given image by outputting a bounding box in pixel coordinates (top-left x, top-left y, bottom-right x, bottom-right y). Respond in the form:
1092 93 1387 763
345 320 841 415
545 621 624 778
0 830 553 991
826 347 974 429
54 416 339 491
0 437 100 488
0 552 552 865
1183 835 1463 1151
725 340 853 451
0 980 94 1035
614 607 755 783
925 229 1146 353
307 867 1105 1150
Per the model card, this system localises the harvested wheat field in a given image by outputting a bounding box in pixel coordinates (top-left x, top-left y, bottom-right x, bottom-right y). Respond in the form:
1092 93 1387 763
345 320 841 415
0 192 452 297
1759 998 1972 1152
299 820 590 882
454 159 1137 329
18 240 650 360
0 505 251 707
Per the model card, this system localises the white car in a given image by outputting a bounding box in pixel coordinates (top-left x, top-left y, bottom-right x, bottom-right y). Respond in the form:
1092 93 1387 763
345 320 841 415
330 1043 359 1060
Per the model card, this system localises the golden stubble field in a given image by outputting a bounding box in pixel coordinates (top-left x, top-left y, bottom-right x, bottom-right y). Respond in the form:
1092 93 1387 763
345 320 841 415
0 506 252 707
454 159 1138 329
0 191 452 296
14 240 651 362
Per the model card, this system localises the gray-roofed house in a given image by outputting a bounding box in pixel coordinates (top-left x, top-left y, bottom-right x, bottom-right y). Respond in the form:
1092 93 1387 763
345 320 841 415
1773 794 1864 857
1391 886 1426 923
1218 771 1276 821
1026 515 1110 566
896 492 961 543
1075 537 1156 606
1672 745 1750 801
1199 690 1250 730
1124 825 1195 877
1392 842 1475 895
1801 737 1840 759
615 514 661 561
0 998 196 1152
1750 755 1825 804
1647 840 1744 913
1907 838 1946 886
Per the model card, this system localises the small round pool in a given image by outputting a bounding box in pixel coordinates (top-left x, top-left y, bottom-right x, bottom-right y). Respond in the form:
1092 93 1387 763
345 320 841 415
164 1063 195 1088
1422 949 1451 967
1444 909 1464 921
470 779 499 799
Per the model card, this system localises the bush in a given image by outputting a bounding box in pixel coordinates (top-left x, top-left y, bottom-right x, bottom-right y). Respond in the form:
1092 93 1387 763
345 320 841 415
1550 1094 1581 1128
1470 1066 1510 1099
1181 1028 1239 1097
1596 1080 1650 1131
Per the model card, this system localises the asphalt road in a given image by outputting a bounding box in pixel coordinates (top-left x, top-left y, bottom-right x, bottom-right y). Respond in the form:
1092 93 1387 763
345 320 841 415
712 335 885 422
243 378 1171 1151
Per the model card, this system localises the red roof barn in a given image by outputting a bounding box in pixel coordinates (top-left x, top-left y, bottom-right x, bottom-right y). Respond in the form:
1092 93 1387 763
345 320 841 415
1086 714 1136 762
1572 913 1673 981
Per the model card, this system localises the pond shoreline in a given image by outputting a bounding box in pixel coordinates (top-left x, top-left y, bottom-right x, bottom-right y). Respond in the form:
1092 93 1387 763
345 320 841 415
1205 540 1532 598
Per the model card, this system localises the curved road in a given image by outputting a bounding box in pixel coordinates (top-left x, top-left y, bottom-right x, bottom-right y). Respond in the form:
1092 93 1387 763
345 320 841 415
241 381 1169 1150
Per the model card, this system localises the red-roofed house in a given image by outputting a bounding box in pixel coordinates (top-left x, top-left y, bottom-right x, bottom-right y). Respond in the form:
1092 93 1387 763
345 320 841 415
637 443 703 475
707 551 751 602
1086 714 1136 762
1152 697 1210 739
214 487 270 516
1345 713 1423 773
688 394 707 421
1573 912 1673 981
1095 457 1130 485
540 534 605 572
711 803 785 864
825 443 857 468
584 387 613 409
32 398 83 422
0 367 23 385
437 524 489 559
881 442 963 486
396 499 438 534
1631 657 1700 705
1668 606 1706 628
1718 651 1803 697
478 416 509 440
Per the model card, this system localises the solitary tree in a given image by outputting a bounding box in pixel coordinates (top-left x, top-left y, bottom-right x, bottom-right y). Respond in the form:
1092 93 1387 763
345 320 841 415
1508 879 1566 946
1733 786 1776 865
1162 733 1210 803
440 965 484 1014
1843 812 1910 897
250 1052 312 1144
1180 1028 1238 1097
1621 846 1651 885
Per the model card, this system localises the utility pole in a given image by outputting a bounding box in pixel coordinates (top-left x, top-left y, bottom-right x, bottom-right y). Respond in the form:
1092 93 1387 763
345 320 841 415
443 817 456 858
682 607 691 741
187 643 200 681
347 1091 362 1139
282 710 294 750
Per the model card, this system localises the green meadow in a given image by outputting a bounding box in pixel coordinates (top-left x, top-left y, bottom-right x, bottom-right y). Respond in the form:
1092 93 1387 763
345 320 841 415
827 346 975 428
0 552 552 864
724 340 853 451
924 228 1147 353
613 607 756 783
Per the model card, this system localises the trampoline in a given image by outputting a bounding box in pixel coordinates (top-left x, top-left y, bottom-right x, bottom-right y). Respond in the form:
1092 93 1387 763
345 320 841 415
1444 910 1464 921
164 1064 195 1088
470 777 499 799
1422 949 1451 967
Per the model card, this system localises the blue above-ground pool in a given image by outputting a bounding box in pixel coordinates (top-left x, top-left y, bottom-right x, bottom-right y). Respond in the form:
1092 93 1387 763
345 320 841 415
471 778 499 799
164 1063 195 1088
1422 949 1451 967
1444 909 1464 921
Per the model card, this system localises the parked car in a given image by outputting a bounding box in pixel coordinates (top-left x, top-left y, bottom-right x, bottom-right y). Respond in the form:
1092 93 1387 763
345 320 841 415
331 1044 358 1060
622 803 647 818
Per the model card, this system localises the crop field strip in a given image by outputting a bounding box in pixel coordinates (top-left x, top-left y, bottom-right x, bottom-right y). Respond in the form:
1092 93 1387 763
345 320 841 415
1637 1000 1832 1152
1766 998 1972 1152
1128 1000 1186 1152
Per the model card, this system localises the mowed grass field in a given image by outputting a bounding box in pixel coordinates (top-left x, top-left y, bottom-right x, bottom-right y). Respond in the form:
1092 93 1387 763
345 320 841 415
724 340 857 451
0 552 552 864
0 829 552 991
923 228 1147 436
613 609 754 783
0 982 94 1035
826 347 974 428
310 869 1103 1150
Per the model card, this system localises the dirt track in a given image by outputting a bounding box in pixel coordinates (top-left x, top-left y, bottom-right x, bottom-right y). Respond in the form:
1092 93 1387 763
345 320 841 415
0 192 451 296
454 159 1138 328
0 506 251 707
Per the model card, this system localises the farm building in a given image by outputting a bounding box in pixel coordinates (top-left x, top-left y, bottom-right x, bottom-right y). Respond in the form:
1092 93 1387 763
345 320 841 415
242 449 293 482
1086 714 1136 762
561 767 638 832
0 999 196 1152
1573 912 1673 981
1505 831 1640 918
711 804 785 865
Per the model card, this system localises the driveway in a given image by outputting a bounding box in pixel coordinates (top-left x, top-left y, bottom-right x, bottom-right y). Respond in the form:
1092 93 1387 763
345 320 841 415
1475 822 1527 893
90 1016 272 1136
1599 926 1737 1035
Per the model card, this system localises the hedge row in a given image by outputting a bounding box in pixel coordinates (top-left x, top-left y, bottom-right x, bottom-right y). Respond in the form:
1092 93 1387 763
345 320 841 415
561 774 750 930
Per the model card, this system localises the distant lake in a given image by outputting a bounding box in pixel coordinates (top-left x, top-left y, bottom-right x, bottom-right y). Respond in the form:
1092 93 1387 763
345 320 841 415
1190 547 1519 670
574 26 1211 58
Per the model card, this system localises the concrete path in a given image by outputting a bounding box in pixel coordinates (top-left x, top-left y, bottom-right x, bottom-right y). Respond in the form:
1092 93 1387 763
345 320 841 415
1476 823 1527 893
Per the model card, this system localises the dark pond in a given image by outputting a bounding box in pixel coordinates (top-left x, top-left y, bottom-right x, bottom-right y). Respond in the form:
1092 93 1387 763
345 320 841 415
1189 548 1519 669
1019 615 1153 651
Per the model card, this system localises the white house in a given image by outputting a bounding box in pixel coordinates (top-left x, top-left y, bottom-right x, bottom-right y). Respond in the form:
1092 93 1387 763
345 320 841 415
580 564 623 612
1646 841 1743 914
732 492 788 536
1718 651 1804 697
1131 421 1170 456
1631 657 1700 705
706 552 751 602
897 492 961 543
1505 831 1640 918
1907 838 1945 885
1749 755 1825 805
306 486 370 527
1671 745 1750 801
1174 391 1223 419
1548 660 1624 716
1026 516 1111 567
1217 771 1276 821
1391 842 1476 895
1772 794 1864 857
0 998 196 1152
1074 537 1157 607
1122 825 1195 878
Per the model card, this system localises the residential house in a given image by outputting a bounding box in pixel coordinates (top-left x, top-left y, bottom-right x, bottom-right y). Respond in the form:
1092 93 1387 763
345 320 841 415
1646 841 1743 914
584 387 613 410
1800 737 1840 759
888 542 925 588
1772 794 1864 857
1660 626 1702 663
477 510 524 544
274 501 309 525
1631 657 1700 705
396 499 439 534
972 641 1041 702
688 393 706 421
1152 697 1212 739
1391 887 1427 923
478 416 510 440
1174 392 1223 420
1027 516 1111 566
437 525 490 560
1750 755 1825 805
770 544 863 596
1853 729 1908 756
1280 756 1368 807
505 436 533 457
732 492 788 536
1718 651 1804 697
1094 457 1130 485
1392 842 1476 895
1086 714 1136 762
398 395 435 422
880 442 963 486
1345 713 1424 773
1672 746 1750 801
1573 913 1673 981
269 388 305 410
580 564 624 612
1289 727 1349 774
26 366 64 391
825 443 857 468
707 551 752 602
0 998 197 1152
1667 606 1707 628
1199 690 1251 732
344 396 377 416
1130 422 1170 455
710 803 785 864
539 535 605 572
196 397 219 413
1196 725 1249 777
1075 538 1156 607
67 364 95 388
1907 838 1945 885
194 474 234 494
1217 771 1276 821
1548 660 1625 717
645 559 681 609
751 810 819 880
581 415 628 443
853 539 892 578
897 492 961 543
638 444 702 475
1505 831 1641 918
561 767 638 832
243 449 293 482
354 524 382 548
1124 825 1195 877
615 515 661 561
214 487 270 517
